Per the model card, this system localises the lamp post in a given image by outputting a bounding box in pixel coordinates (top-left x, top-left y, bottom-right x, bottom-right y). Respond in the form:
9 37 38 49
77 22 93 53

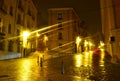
76 36 81 53
43 35 48 52
22 31 30 57
88 42 93 51
84 40 89 52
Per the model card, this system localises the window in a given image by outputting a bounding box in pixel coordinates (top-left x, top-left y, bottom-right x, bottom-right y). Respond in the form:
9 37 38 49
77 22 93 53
2 25 5 33
16 29 21 52
0 18 1 22
58 22 62 30
28 8 31 16
57 13 62 20
0 0 3 8
0 18 3 32
18 0 22 8
17 29 20 35
9 6 13 16
8 24 11 34
32 15 35 20
0 0 8 14
58 32 62 40
0 41 5 50
8 40 13 51
17 14 22 25
0 18 3 26
17 45 20 52
18 0 24 11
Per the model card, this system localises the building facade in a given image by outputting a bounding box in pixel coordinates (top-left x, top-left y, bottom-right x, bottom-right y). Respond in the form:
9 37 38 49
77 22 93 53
47 8 81 53
100 0 120 61
0 0 38 56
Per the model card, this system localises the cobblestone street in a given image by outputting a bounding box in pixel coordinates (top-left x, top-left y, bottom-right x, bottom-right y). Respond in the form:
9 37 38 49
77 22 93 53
0 52 120 81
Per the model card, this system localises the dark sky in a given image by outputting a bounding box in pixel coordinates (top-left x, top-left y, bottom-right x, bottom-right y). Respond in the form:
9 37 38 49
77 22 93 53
34 0 101 34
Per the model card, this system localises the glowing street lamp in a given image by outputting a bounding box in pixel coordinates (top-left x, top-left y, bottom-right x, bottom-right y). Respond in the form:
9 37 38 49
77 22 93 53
43 35 48 46
36 32 40 37
76 36 81 53
88 42 93 51
22 31 30 57
22 31 30 48
43 35 48 52
84 40 89 51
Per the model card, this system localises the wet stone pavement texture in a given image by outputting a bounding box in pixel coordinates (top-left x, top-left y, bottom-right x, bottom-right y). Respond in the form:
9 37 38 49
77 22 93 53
0 52 120 81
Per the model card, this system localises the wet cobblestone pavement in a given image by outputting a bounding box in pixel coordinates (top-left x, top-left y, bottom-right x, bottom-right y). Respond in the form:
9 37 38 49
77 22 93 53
0 52 120 81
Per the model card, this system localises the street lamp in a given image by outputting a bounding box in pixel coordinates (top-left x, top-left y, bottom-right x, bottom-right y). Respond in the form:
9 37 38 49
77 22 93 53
84 40 88 51
43 35 48 46
22 31 30 57
76 36 81 53
88 41 93 51
43 35 48 52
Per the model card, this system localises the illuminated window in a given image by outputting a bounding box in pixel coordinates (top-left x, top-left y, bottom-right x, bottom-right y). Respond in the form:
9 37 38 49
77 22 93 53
57 13 62 20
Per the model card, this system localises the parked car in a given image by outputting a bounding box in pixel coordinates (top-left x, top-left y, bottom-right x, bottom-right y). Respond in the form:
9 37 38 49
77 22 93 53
93 48 112 61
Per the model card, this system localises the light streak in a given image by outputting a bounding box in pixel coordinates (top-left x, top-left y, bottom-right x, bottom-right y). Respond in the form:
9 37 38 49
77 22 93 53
0 20 74 42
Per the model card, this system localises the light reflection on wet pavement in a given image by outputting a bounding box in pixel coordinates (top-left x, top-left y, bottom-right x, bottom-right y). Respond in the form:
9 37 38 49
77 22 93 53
0 52 120 81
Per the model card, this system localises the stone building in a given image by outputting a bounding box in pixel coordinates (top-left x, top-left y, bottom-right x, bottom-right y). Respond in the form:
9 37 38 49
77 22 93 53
100 0 120 62
0 0 38 56
47 8 81 53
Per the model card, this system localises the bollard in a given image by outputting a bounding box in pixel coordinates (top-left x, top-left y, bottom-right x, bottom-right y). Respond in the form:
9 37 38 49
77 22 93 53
61 61 64 74
40 57 43 67
43 55 44 61
37 56 39 65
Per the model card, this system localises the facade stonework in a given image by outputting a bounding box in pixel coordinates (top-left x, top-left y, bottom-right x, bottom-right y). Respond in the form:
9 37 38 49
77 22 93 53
100 0 120 61
0 0 38 56
47 8 80 53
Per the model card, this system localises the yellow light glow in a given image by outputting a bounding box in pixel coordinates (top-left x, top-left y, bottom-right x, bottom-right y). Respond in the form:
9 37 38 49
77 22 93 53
84 52 92 66
17 59 32 81
100 41 105 47
23 31 30 40
22 31 30 48
89 42 93 47
44 35 48 41
84 40 88 47
76 36 81 44
74 54 83 67
16 59 40 81
100 49 105 66
36 32 40 37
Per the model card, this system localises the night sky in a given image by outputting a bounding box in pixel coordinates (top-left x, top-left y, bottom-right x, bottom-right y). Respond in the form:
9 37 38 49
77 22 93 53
33 0 101 35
